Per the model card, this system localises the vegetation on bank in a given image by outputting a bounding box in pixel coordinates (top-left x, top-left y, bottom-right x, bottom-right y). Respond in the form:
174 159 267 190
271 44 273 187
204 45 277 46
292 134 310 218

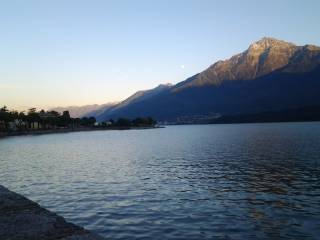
105 117 157 127
0 106 157 132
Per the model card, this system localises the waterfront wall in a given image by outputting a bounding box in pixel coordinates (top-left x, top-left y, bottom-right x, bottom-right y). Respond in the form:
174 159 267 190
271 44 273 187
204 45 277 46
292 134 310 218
0 185 104 240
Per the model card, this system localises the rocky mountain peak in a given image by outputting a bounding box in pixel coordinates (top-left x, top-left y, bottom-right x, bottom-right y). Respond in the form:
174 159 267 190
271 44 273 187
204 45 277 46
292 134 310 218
173 37 311 90
248 37 295 51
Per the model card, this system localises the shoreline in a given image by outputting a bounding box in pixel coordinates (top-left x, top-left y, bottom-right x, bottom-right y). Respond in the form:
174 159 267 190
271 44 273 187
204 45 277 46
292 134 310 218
0 126 161 139
0 185 105 240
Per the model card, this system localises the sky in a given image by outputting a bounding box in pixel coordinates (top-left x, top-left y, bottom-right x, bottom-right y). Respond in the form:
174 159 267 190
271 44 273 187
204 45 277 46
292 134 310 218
1 0 320 111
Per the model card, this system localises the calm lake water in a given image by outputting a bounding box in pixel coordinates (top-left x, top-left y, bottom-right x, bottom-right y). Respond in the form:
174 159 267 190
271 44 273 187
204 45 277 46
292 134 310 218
0 123 320 239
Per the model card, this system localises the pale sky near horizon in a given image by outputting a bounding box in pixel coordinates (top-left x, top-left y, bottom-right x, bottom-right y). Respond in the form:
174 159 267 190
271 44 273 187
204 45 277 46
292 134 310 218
1 0 320 111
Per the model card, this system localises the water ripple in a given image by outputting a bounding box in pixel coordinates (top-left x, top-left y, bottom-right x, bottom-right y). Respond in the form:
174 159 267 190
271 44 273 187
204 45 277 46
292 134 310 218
0 123 320 239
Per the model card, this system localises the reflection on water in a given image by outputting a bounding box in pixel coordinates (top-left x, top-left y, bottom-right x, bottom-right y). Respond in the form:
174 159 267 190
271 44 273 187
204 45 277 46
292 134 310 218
0 122 319 239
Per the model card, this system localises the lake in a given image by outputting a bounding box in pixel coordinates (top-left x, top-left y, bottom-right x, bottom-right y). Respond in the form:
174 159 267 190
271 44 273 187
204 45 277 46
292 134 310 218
0 123 319 239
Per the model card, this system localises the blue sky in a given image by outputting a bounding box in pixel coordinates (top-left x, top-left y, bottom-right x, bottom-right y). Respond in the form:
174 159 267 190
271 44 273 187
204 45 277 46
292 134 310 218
1 0 320 110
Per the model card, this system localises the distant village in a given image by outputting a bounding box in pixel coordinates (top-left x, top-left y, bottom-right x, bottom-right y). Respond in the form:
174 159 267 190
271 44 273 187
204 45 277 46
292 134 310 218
0 106 157 134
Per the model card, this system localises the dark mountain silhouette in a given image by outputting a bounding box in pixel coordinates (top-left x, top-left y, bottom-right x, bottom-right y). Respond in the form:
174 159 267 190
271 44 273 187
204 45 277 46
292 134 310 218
96 37 320 122
104 84 172 115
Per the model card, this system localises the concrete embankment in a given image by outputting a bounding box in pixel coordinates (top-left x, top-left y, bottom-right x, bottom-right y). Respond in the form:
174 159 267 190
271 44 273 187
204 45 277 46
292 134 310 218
0 185 105 240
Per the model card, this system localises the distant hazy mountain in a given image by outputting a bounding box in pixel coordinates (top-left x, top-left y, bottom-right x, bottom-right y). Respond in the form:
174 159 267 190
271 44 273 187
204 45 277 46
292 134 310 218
51 102 117 118
51 84 172 119
96 37 320 122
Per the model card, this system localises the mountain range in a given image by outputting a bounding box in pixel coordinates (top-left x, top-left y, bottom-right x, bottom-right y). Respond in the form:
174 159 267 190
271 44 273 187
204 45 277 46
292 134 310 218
53 37 320 123
51 103 117 118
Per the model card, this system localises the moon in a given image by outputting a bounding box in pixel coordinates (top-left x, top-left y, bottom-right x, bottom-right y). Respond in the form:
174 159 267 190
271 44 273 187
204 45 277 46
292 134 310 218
180 65 185 69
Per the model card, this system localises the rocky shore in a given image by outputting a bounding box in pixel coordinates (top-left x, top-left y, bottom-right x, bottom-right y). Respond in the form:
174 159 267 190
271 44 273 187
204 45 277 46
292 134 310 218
0 185 104 240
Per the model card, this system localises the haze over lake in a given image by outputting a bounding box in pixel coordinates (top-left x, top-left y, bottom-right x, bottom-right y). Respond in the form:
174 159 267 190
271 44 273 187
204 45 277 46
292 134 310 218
1 123 319 240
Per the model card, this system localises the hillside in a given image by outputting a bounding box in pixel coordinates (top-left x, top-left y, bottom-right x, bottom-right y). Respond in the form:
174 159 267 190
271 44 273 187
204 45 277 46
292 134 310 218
95 37 320 122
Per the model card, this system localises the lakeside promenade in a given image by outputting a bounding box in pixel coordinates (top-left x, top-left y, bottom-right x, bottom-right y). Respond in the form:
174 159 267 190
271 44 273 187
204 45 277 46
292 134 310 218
0 185 105 240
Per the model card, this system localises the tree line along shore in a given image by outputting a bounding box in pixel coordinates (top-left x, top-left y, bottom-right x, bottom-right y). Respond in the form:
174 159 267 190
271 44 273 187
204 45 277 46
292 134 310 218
0 106 157 136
